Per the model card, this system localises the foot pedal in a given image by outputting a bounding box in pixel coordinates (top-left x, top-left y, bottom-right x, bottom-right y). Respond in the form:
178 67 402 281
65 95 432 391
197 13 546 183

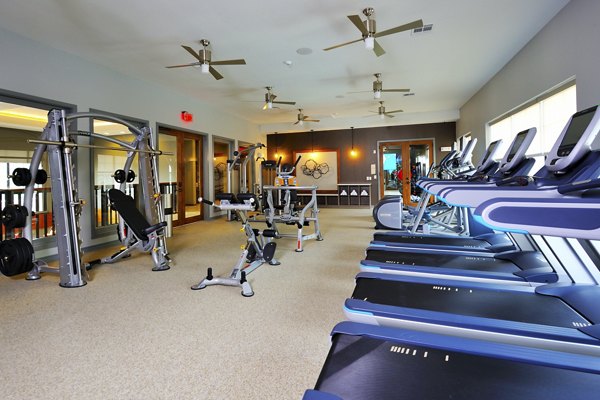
262 242 276 262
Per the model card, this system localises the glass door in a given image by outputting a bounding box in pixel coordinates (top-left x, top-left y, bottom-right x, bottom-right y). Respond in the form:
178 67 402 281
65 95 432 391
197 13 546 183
379 139 434 207
158 129 203 226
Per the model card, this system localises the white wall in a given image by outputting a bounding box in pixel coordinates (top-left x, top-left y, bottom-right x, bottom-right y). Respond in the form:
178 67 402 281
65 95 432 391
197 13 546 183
458 0 600 160
0 27 262 252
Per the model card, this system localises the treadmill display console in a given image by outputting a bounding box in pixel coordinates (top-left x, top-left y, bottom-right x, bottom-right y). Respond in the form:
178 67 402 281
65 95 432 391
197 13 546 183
506 131 527 162
558 107 597 156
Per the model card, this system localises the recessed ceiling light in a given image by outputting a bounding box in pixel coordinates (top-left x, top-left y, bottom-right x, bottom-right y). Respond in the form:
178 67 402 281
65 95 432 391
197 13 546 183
296 47 313 55
283 60 293 67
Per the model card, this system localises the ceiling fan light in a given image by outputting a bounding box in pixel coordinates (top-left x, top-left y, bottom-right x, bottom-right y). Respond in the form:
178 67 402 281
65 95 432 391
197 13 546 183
200 63 210 74
364 36 375 50
298 119 304 126
267 102 273 109
380 113 385 120
374 90 382 99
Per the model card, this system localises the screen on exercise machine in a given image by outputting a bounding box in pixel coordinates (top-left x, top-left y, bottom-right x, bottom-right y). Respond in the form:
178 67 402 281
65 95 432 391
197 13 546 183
558 107 597 156
480 140 499 165
506 130 528 162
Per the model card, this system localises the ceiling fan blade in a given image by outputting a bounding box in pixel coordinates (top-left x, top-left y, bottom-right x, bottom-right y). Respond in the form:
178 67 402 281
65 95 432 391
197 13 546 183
385 113 396 118
323 38 363 51
373 40 386 57
270 94 277 101
210 59 247 66
347 14 369 35
165 63 199 69
374 19 424 38
273 101 296 105
209 66 224 80
181 45 203 62
382 89 410 93
386 109 404 114
306 119 320 123
262 103 269 110
293 120 300 125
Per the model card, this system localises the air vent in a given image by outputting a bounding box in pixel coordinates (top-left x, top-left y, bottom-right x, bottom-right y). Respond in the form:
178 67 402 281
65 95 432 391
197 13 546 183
412 24 433 34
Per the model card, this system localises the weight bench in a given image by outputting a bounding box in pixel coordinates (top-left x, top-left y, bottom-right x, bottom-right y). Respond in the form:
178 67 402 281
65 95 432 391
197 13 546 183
90 189 170 271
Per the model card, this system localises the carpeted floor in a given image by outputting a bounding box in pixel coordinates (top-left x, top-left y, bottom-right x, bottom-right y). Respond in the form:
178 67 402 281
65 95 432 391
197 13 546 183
0 207 375 400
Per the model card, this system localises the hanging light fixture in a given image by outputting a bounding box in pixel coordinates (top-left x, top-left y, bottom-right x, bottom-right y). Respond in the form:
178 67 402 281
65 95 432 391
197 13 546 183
350 127 358 158
274 132 280 159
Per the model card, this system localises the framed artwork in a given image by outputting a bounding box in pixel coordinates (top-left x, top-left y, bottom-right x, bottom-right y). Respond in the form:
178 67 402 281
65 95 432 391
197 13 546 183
293 149 339 190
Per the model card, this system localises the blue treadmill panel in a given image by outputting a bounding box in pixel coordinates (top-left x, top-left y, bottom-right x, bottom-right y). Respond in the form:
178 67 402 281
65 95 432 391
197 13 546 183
352 276 588 327
311 322 600 400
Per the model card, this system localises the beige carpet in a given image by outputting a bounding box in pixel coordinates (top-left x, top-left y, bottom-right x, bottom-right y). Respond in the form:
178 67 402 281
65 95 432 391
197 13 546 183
0 207 375 400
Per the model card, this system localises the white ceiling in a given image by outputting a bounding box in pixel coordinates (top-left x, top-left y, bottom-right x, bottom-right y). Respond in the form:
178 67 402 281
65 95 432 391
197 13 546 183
0 0 569 132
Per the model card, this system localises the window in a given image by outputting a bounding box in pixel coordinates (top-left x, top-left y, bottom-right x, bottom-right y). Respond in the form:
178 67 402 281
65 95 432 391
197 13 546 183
488 83 576 158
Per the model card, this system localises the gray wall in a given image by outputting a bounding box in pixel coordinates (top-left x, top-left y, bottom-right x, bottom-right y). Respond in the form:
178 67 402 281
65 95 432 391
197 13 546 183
266 122 456 202
458 0 600 161
0 27 261 253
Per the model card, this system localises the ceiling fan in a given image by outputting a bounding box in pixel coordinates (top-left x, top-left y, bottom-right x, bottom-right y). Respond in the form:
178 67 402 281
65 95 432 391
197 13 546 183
350 73 411 99
324 8 423 57
262 87 296 110
369 101 403 118
294 109 320 125
165 39 246 80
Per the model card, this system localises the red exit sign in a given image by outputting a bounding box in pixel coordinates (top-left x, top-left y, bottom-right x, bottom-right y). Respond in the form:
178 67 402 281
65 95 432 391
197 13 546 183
180 111 193 123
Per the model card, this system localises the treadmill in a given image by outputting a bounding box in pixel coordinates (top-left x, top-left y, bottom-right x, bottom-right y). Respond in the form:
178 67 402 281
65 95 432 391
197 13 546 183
372 140 477 231
345 140 600 356
372 138 524 251
371 135 530 251
303 322 600 400
360 107 600 284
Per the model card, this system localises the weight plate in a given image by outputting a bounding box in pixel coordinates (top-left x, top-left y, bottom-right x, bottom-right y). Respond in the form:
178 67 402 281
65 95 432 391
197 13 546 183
0 240 24 276
11 168 32 187
126 170 136 183
113 169 126 183
35 169 48 185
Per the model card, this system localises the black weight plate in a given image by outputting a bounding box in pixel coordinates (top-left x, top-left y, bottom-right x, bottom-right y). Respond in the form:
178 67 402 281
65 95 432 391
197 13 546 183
0 240 24 276
16 238 34 272
11 168 32 186
113 169 126 183
126 170 136 183
35 169 48 185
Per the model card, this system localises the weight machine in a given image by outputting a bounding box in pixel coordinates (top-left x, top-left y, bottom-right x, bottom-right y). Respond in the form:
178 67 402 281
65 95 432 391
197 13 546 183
225 143 264 220
261 156 323 252
0 109 171 287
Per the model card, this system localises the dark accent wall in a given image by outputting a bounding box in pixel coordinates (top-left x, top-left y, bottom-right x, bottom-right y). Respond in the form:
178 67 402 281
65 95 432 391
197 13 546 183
266 122 456 202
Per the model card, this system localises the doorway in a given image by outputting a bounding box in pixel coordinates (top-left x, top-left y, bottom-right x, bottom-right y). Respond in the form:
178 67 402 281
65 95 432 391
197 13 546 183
158 128 204 226
379 139 434 207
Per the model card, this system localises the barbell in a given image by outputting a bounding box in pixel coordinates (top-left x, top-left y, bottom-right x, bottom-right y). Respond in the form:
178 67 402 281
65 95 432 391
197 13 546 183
27 139 173 156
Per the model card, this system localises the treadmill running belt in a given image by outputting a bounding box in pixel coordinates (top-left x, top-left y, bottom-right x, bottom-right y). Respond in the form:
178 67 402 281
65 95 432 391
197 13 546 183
365 249 520 273
373 234 490 248
352 278 589 327
314 333 600 400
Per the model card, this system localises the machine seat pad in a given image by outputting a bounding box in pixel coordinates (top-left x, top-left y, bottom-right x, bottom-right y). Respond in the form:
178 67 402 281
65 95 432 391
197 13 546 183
216 193 237 202
108 189 153 241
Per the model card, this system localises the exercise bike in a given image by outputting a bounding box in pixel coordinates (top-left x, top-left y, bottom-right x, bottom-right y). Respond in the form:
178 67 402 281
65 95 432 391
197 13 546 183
192 193 279 297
